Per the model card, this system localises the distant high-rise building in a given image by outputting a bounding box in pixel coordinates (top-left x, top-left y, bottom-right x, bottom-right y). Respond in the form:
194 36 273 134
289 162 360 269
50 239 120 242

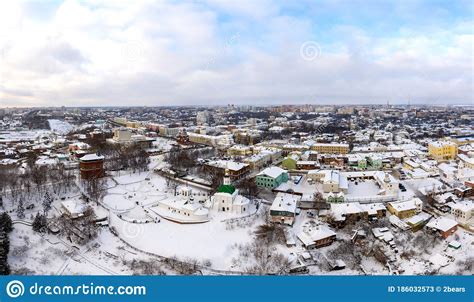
196 111 210 125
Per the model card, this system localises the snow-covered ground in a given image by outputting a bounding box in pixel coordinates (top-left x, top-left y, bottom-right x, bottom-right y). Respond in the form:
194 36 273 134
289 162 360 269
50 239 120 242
9 222 167 275
0 129 51 143
4 152 473 275
395 226 473 275
347 180 381 197
48 119 75 135
110 211 260 270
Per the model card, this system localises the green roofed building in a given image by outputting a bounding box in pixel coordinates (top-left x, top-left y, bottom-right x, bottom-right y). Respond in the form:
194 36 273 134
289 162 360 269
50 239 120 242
282 154 299 170
217 184 236 194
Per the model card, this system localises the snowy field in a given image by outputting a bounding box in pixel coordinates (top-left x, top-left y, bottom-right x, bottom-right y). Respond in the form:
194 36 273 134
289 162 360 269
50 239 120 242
0 129 50 143
9 222 165 275
110 212 260 270
48 119 75 135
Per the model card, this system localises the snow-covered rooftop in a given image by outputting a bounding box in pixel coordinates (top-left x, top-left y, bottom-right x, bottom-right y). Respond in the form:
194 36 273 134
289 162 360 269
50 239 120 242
270 193 300 213
80 153 105 162
258 166 287 179
388 198 422 212
426 217 458 232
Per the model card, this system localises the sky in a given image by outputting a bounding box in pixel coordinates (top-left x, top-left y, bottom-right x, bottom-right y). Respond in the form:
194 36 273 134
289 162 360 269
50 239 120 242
0 0 472 107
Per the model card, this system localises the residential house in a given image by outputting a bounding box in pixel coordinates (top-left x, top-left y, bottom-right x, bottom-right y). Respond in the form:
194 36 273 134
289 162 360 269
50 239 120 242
269 193 301 225
426 217 458 238
297 226 337 249
281 153 299 170
387 198 422 219
61 199 87 219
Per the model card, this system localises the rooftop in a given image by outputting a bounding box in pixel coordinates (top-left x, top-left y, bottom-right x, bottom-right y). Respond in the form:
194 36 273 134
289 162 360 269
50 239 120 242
426 217 458 232
258 166 287 179
80 153 105 162
216 184 236 195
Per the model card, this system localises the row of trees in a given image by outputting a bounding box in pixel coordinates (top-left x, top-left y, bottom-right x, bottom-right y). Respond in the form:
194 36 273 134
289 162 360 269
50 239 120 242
164 146 216 171
165 146 197 171
0 213 13 275
104 144 150 173
84 141 150 173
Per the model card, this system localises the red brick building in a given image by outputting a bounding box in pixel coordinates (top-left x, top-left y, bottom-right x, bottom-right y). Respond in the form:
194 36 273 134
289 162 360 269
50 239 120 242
426 217 458 239
79 154 105 179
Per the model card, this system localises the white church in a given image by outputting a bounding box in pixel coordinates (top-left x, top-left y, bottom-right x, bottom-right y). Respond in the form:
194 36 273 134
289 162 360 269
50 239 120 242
211 171 250 214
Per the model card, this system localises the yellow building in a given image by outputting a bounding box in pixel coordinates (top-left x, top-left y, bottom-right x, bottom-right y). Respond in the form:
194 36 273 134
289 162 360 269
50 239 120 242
126 121 141 128
428 141 458 161
311 143 350 154
227 145 253 156
387 198 422 219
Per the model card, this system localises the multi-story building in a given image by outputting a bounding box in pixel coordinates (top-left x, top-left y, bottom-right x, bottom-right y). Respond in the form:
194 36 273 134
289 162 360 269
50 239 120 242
196 111 209 125
458 154 474 169
159 126 180 138
204 160 250 181
428 141 458 161
450 201 473 224
227 145 253 156
311 143 350 154
79 153 105 179
322 170 349 193
112 128 132 142
109 128 154 148
256 166 288 189
243 152 272 171
188 133 234 149
387 198 422 219
269 193 300 225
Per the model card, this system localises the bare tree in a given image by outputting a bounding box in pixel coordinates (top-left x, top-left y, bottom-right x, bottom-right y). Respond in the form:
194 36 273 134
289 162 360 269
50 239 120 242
83 176 107 204
56 206 99 245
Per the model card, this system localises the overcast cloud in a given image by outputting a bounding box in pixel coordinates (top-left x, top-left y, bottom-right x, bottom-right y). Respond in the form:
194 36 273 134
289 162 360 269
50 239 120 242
0 0 472 107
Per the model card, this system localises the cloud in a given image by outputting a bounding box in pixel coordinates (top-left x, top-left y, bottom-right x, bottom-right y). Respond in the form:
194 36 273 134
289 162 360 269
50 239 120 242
0 0 472 107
